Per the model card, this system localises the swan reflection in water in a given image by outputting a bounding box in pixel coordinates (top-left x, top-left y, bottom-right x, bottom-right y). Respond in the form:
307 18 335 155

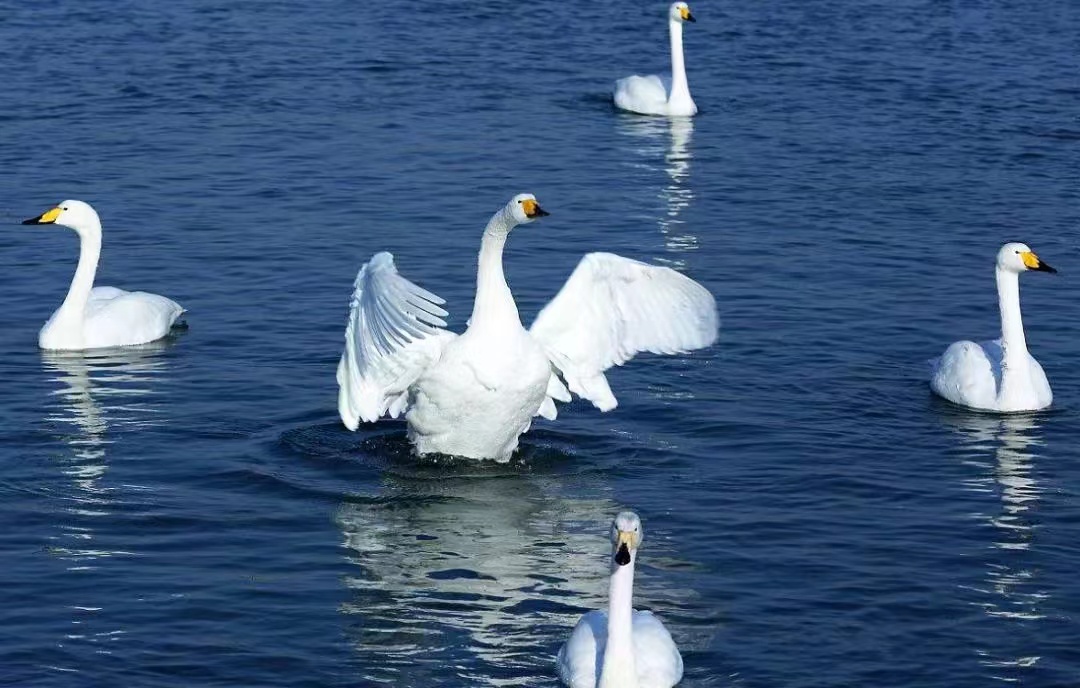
40 343 176 660
617 115 697 260
42 343 174 565
334 446 695 686
947 411 1047 679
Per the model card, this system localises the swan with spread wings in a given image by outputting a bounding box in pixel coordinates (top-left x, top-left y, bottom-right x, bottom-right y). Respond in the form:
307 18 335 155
336 194 718 461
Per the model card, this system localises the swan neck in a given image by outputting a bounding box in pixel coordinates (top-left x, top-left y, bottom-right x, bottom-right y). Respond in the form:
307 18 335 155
599 555 639 688
997 268 1028 362
469 209 520 329
668 20 690 102
58 224 102 326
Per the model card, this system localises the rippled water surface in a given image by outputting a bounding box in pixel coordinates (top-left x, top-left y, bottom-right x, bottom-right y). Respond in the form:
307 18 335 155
2 0 1079 686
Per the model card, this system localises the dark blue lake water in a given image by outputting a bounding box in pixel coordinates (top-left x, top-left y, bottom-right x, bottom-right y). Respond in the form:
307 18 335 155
2 0 1078 686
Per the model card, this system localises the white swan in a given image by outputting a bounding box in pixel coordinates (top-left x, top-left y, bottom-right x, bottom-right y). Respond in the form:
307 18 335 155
930 243 1056 413
614 2 697 117
557 511 683 688
23 200 185 351
336 194 718 462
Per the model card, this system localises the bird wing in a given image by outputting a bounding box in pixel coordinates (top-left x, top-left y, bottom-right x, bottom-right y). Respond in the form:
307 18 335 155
529 253 718 412
929 339 999 410
556 610 607 688
632 610 684 687
84 289 185 348
337 252 455 429
614 74 670 112
87 286 129 304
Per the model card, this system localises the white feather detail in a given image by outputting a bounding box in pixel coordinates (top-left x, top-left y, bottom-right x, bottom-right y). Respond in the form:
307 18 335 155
336 252 456 429
530 253 718 411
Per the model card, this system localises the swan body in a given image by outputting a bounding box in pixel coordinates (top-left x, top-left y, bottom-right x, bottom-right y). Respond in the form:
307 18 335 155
614 2 697 117
23 201 185 351
408 311 553 460
337 194 718 462
557 512 683 688
930 243 1055 413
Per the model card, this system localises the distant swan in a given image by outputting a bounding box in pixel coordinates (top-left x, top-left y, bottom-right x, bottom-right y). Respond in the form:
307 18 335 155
557 511 683 688
930 243 1056 412
23 200 185 351
337 194 718 462
614 2 697 117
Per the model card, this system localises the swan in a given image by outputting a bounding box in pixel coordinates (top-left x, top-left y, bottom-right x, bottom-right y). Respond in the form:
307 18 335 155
336 194 718 462
23 200 185 351
930 243 1056 413
556 511 683 688
614 2 697 117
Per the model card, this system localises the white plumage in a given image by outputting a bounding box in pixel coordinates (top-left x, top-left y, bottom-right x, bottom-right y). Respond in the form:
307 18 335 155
337 194 718 461
929 242 1055 413
337 252 454 424
532 252 718 412
614 2 698 117
23 200 185 351
557 512 683 688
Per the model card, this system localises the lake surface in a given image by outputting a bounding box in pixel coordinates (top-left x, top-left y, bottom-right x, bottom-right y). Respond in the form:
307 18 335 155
2 0 1079 686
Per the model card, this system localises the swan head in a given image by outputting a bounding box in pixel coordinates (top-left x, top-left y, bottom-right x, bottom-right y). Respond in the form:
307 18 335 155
508 193 549 225
669 2 696 23
998 242 1056 275
610 511 643 567
23 200 101 234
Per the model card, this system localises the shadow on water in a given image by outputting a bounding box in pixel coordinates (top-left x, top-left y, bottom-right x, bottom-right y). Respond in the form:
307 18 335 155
278 421 705 687
942 409 1049 683
554 91 618 113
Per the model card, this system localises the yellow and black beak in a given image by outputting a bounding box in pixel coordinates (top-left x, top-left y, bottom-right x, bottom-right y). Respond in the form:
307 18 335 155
613 530 634 566
23 207 62 225
1021 250 1057 274
522 198 549 219
681 6 696 22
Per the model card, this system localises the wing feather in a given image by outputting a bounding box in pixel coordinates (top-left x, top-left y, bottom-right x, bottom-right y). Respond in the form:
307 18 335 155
632 610 683 686
530 253 718 411
337 252 455 429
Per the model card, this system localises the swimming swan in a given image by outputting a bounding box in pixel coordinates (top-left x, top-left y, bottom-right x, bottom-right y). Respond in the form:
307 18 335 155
557 511 683 688
337 194 718 462
930 243 1056 413
23 200 185 351
614 2 697 117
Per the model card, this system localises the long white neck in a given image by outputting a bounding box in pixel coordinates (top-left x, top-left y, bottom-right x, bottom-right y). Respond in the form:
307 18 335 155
996 267 1028 396
668 20 690 104
469 208 520 330
599 555 638 688
55 225 102 333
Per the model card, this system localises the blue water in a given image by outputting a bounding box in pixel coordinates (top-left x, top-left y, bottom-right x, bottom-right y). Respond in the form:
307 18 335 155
2 0 1079 686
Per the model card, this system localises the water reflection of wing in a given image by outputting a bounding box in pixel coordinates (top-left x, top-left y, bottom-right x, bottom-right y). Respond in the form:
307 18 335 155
616 116 698 260
42 343 172 557
944 412 1045 678
335 470 685 686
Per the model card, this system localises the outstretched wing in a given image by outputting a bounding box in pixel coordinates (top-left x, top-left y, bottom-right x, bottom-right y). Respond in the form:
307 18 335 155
337 252 456 429
530 253 718 412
